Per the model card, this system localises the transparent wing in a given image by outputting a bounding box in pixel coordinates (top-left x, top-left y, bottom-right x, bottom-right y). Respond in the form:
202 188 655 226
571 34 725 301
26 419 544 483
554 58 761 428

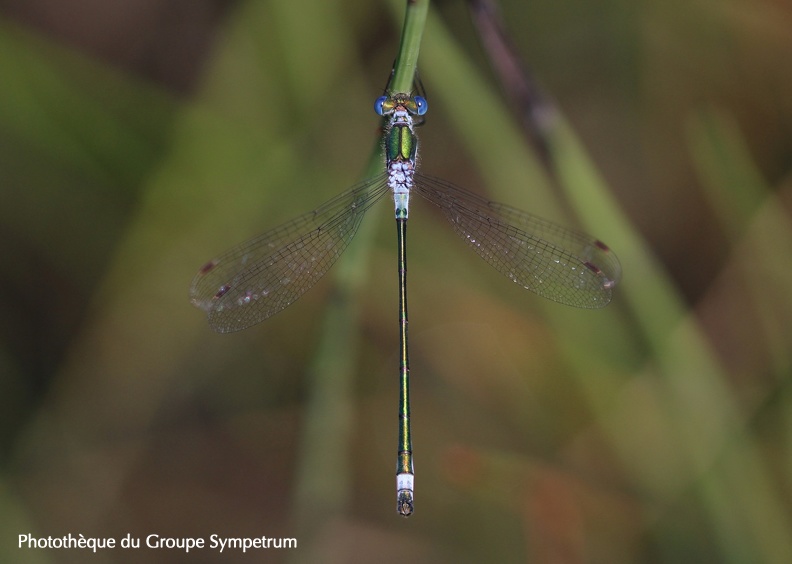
414 174 621 308
190 175 390 332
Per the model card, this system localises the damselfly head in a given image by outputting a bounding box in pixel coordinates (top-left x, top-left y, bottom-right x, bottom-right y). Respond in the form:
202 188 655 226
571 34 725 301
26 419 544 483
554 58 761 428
374 93 428 117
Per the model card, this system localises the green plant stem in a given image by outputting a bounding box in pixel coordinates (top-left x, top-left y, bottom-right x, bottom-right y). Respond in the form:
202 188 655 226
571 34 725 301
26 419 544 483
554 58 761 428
390 0 430 93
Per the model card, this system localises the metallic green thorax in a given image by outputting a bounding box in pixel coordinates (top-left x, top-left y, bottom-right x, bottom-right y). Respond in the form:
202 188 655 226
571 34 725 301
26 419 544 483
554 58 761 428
385 119 418 164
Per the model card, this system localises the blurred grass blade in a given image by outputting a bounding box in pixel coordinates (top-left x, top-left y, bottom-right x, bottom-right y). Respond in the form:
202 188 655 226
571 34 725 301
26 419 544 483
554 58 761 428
420 6 792 560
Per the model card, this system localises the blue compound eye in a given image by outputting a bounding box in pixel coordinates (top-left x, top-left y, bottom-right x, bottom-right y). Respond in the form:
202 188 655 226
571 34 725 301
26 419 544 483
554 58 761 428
413 95 428 115
374 95 389 116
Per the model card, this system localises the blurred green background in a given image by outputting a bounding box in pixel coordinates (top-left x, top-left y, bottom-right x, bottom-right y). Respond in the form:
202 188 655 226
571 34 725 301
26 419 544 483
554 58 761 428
1 0 791 562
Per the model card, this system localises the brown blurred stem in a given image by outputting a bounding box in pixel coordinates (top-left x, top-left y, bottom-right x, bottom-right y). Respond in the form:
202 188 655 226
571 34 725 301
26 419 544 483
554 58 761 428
468 0 556 174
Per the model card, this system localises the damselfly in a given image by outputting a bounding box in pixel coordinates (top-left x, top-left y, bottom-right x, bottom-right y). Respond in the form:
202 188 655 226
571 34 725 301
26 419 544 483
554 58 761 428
190 89 620 517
